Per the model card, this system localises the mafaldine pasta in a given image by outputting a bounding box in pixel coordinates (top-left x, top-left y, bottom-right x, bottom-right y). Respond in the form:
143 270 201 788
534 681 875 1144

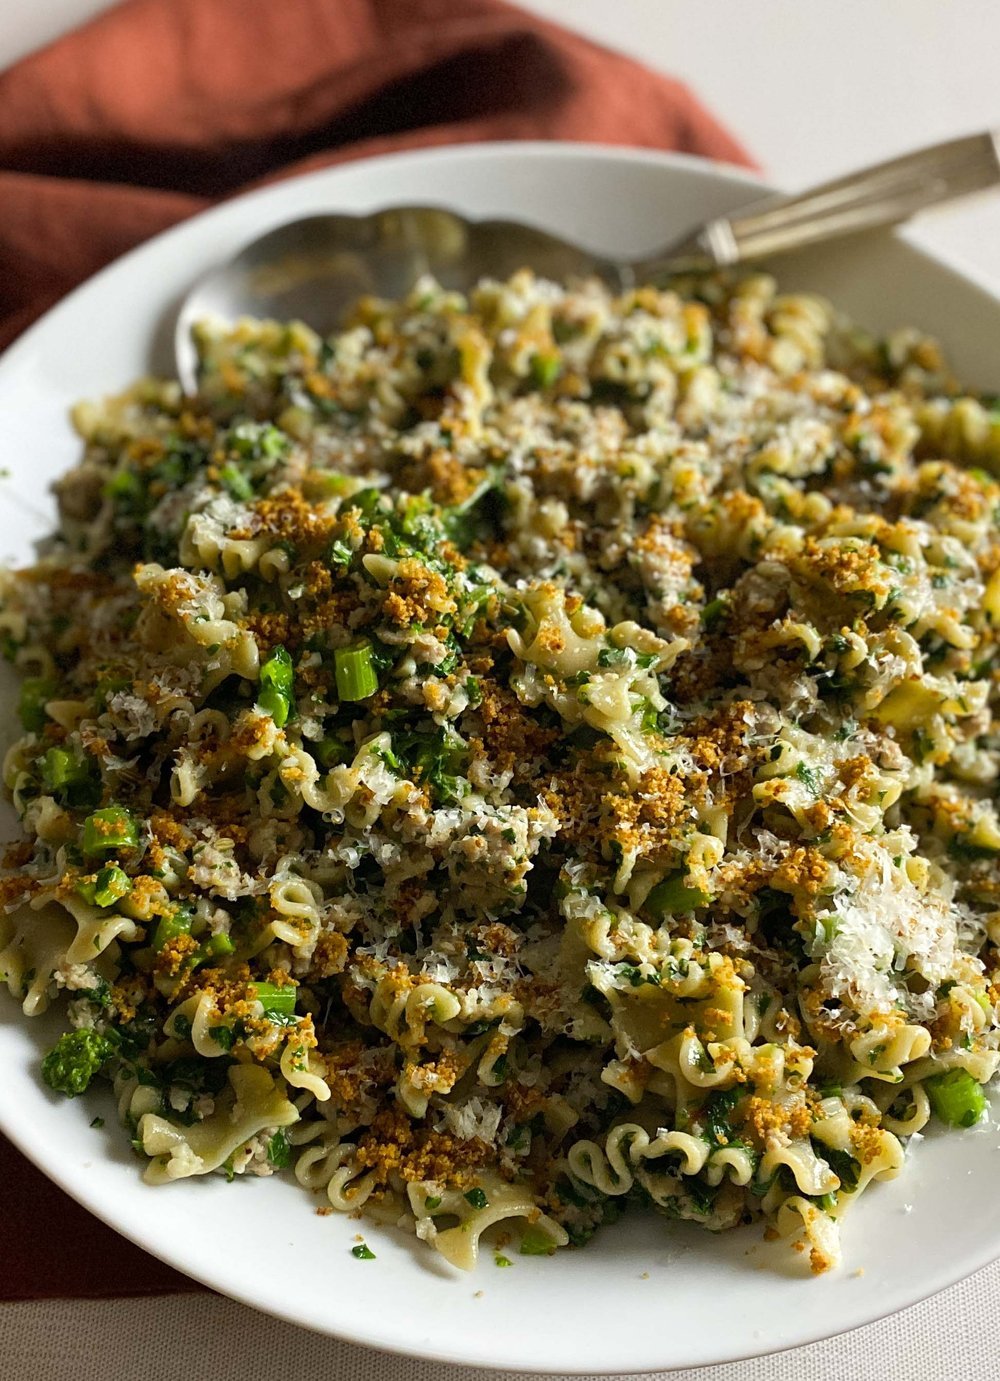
3 269 1000 1273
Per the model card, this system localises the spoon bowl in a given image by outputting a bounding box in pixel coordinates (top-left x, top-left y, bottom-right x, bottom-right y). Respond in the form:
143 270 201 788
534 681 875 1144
174 206 622 393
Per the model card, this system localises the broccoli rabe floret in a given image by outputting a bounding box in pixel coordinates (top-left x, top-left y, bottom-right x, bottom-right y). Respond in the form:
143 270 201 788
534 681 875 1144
41 1029 116 1097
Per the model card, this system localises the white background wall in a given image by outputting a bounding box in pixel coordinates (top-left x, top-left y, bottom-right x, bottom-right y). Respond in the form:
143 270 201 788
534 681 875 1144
3 0 1000 278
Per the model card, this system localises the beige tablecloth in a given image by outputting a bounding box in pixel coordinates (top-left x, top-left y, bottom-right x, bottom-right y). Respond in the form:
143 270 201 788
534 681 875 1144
4 1261 1000 1380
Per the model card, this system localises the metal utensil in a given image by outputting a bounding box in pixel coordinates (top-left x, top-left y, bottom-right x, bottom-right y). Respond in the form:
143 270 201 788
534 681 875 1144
175 129 1000 394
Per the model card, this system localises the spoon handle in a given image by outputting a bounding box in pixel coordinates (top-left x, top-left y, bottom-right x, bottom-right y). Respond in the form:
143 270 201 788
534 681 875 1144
644 129 1000 273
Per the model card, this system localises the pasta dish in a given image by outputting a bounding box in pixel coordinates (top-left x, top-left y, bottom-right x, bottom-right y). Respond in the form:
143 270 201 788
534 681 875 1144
2 268 999 1274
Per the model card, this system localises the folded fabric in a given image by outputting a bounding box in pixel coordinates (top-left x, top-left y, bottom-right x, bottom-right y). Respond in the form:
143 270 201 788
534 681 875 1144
0 0 752 1300
0 0 751 349
2 1140 195 1298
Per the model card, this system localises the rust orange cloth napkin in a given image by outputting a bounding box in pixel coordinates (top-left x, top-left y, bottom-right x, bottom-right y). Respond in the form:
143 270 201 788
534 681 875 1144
0 0 751 1299
0 0 751 350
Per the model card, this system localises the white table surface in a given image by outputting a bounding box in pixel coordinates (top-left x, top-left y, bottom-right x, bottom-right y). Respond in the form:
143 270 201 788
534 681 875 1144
4 3 1000 1378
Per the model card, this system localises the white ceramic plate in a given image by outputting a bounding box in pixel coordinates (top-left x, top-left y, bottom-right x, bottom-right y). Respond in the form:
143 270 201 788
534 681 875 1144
3 143 1000 1374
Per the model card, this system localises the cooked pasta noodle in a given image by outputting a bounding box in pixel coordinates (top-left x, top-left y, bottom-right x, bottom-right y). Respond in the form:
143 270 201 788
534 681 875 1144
3 268 1000 1274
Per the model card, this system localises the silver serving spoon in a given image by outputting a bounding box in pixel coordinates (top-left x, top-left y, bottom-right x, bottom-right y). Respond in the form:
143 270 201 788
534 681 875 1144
176 130 1000 395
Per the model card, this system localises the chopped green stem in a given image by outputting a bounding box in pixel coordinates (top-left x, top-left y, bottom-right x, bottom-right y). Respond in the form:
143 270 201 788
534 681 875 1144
152 906 194 952
251 980 296 1019
77 865 132 909
41 747 90 792
258 645 294 727
335 641 379 702
19 677 56 732
529 352 562 388
81 805 138 855
199 932 235 959
926 1068 987 1127
645 873 711 917
218 463 254 501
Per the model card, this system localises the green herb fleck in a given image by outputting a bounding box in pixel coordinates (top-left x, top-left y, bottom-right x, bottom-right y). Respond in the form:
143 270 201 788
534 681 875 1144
519 1224 556 1256
267 1128 292 1168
